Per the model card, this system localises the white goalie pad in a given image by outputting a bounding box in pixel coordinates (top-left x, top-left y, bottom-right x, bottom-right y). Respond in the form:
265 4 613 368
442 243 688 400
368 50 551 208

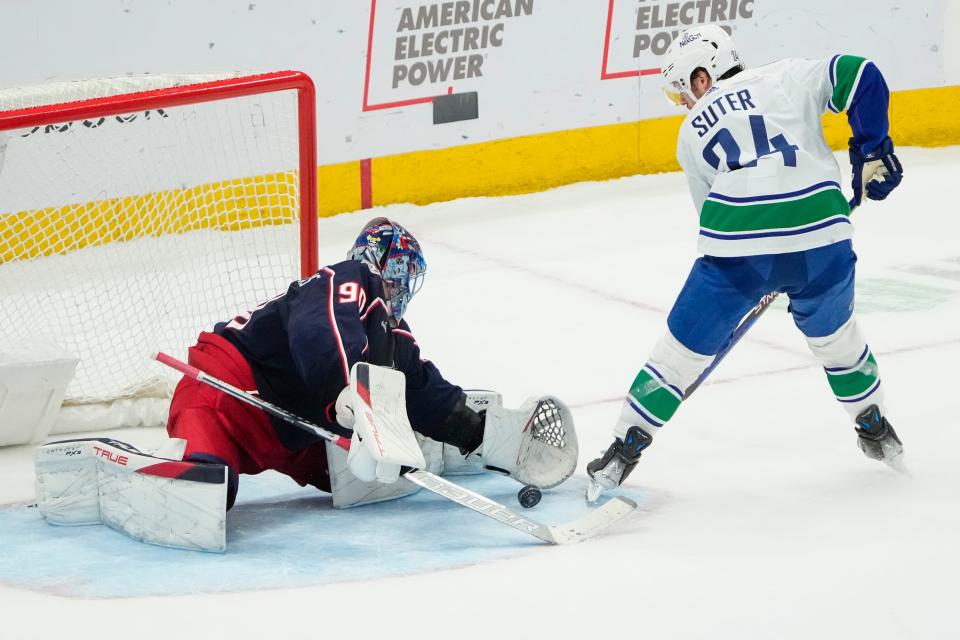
34 437 228 552
327 433 444 509
480 396 578 489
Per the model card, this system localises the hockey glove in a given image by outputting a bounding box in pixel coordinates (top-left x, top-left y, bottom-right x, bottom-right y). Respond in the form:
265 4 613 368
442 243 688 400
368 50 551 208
435 394 486 455
848 136 903 209
476 396 578 489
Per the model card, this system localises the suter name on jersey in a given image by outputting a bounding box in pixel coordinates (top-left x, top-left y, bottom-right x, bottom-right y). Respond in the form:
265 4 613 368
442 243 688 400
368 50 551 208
689 88 757 138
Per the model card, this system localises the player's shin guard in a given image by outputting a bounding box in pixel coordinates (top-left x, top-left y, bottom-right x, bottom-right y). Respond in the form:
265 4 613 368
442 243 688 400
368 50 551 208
854 405 903 464
806 317 885 420
586 426 652 503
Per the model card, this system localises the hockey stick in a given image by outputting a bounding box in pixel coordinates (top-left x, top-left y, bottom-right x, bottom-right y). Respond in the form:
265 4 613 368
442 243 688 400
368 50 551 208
154 352 636 545
684 290 779 396
684 205 861 398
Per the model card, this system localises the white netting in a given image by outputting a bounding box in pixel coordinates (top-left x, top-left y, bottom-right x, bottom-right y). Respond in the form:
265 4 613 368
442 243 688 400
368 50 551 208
0 73 244 112
0 73 309 424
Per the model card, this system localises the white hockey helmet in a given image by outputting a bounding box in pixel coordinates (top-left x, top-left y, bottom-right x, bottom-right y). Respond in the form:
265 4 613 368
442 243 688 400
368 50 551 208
661 25 743 106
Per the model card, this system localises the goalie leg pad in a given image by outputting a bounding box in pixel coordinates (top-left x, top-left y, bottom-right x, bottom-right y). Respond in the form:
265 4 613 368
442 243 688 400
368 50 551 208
327 433 444 509
327 441 420 509
35 437 228 552
478 396 578 489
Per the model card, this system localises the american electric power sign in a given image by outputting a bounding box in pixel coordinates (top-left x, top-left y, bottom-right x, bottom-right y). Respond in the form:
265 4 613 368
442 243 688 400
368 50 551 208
602 0 755 80
363 0 534 123
362 0 755 122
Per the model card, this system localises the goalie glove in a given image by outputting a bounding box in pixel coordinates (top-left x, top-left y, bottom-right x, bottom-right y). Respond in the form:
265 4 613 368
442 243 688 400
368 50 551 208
848 136 903 208
474 396 578 489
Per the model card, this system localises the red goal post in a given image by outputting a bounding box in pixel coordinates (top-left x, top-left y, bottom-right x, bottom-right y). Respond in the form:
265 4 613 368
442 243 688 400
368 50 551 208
0 70 319 435
0 70 318 275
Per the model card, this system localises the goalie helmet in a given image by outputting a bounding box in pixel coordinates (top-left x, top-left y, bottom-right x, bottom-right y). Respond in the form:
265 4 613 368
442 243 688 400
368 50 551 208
661 25 743 107
349 217 426 321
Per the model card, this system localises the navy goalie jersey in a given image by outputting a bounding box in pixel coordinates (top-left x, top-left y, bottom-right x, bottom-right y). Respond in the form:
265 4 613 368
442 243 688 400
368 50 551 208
214 260 463 450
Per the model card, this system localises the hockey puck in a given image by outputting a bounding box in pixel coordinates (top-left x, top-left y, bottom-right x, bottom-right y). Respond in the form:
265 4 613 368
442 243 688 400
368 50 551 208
517 484 542 509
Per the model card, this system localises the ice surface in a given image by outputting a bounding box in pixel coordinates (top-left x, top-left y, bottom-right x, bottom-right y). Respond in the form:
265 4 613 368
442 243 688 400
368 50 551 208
0 472 654 597
1 147 958 639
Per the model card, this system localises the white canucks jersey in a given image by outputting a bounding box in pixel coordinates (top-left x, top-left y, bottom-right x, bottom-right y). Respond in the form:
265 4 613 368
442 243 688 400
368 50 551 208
677 56 876 257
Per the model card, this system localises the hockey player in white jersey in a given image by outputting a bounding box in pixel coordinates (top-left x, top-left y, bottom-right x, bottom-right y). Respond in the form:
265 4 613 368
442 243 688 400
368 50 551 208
587 25 905 500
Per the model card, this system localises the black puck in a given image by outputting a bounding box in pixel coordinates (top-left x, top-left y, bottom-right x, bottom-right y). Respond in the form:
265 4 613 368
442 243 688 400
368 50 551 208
517 484 542 509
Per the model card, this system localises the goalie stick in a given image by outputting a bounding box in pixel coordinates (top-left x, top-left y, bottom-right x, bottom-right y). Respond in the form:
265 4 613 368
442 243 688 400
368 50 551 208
154 352 636 545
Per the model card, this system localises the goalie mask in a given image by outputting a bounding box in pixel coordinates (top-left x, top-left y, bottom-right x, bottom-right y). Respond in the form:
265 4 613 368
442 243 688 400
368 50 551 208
661 25 742 107
349 217 426 321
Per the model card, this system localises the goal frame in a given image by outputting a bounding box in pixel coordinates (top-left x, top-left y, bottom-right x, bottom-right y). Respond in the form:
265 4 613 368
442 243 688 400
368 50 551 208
0 69 318 277
0 70 319 443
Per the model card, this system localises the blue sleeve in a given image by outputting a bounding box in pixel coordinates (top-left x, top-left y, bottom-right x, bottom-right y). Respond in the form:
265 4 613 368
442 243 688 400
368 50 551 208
847 62 890 155
828 55 891 154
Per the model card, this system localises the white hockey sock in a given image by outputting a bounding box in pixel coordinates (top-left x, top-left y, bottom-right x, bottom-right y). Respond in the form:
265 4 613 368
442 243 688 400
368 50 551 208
805 316 885 420
615 330 712 440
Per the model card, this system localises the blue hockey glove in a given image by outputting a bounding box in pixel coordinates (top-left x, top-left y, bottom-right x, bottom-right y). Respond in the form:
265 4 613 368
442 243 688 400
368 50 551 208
848 136 903 209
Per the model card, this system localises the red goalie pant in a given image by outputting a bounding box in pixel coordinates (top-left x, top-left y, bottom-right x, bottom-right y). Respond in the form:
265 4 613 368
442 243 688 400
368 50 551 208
167 331 331 509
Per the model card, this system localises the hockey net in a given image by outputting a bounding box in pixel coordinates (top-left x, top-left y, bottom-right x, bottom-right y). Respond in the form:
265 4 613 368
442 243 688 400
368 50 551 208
0 71 317 432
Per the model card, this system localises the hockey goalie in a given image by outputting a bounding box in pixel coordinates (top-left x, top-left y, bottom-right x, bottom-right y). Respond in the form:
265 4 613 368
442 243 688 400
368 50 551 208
34 218 579 551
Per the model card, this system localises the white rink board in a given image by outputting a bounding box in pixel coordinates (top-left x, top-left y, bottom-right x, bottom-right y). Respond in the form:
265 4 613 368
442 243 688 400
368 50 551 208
0 0 950 165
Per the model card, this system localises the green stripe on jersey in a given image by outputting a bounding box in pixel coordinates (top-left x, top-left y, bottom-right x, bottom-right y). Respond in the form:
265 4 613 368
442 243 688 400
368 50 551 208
826 351 880 400
629 369 681 423
832 55 868 112
700 188 850 234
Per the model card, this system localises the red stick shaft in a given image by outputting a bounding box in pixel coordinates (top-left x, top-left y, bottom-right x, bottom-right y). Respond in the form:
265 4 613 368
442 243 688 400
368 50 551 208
154 351 351 451
154 351 203 381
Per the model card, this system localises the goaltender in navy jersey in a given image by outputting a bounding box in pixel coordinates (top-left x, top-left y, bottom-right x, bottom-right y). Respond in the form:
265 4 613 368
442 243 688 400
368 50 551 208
678 55 890 257
214 259 462 451
167 218 492 510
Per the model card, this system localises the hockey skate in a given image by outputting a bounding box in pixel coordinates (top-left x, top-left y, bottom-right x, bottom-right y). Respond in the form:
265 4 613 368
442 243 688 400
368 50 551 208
855 405 907 473
585 426 652 503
